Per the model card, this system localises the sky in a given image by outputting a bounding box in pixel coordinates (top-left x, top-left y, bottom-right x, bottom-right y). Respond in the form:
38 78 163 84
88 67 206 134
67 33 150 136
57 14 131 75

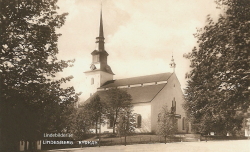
55 0 222 102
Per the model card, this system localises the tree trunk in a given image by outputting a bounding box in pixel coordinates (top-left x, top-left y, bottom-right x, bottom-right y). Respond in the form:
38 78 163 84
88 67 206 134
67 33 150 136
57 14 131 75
95 120 98 135
125 135 127 146
113 113 117 134
24 141 27 151
113 123 115 134
98 122 101 148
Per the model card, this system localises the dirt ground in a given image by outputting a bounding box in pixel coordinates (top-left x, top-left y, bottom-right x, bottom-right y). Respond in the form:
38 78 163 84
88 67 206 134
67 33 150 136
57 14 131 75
44 140 250 152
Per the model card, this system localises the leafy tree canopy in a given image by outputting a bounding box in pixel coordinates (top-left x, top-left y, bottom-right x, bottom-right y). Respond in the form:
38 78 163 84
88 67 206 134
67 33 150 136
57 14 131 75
184 0 250 135
83 95 106 135
0 0 79 151
69 107 92 140
116 107 136 136
104 88 132 133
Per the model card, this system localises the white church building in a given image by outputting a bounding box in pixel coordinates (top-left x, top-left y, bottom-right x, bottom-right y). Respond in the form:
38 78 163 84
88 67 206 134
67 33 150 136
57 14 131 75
82 11 189 134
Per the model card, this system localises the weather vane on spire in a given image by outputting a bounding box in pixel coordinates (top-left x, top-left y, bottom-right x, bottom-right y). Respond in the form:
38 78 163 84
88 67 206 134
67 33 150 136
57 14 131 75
169 52 176 73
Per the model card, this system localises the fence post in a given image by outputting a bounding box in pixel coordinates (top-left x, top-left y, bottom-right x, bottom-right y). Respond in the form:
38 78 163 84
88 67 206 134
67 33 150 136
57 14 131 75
125 136 127 146
98 136 100 147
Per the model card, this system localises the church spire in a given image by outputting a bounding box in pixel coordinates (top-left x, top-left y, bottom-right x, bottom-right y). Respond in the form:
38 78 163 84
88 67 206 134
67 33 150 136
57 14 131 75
88 6 114 75
99 10 104 38
169 53 176 73
95 8 105 51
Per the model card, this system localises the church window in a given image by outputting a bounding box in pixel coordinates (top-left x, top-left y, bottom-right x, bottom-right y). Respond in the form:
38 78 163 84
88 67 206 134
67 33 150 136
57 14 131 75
171 98 176 114
108 116 114 128
91 78 94 85
182 117 186 130
136 114 142 128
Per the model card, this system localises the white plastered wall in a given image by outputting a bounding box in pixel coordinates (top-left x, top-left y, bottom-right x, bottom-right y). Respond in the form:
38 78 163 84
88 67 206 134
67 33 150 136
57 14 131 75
133 102 151 133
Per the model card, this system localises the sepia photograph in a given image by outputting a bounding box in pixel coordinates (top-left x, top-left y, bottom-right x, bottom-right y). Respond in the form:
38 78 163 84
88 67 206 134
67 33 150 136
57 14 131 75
1 0 249 151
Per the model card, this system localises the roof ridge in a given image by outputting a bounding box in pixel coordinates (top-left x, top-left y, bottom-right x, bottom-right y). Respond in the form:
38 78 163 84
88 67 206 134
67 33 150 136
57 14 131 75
113 72 172 81
100 72 173 88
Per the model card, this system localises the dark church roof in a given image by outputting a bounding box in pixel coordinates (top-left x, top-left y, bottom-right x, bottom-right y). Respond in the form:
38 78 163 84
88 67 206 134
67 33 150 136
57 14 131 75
122 83 167 103
83 73 173 105
100 73 172 88
84 83 167 105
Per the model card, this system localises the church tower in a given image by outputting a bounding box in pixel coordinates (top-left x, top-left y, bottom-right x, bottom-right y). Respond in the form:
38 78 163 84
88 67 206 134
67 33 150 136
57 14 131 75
84 10 114 98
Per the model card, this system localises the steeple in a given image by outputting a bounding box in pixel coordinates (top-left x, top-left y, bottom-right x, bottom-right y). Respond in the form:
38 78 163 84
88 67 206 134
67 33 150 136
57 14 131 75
99 10 104 38
87 7 114 75
95 9 105 51
169 53 176 73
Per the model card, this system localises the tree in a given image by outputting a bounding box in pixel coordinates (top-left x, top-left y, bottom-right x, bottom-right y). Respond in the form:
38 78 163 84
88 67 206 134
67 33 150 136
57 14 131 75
0 0 78 151
157 104 178 144
39 88 80 134
84 95 106 135
184 0 250 135
69 108 92 141
104 88 132 134
116 107 136 137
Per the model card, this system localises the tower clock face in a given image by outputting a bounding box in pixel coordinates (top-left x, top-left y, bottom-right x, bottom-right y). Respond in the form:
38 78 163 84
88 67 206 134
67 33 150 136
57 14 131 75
90 64 96 70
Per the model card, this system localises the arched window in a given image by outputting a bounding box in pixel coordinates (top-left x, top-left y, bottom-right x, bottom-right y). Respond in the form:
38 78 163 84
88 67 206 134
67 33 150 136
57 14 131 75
171 98 176 114
136 114 142 128
91 78 94 85
108 116 114 128
172 97 176 107
171 98 178 129
182 117 186 130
